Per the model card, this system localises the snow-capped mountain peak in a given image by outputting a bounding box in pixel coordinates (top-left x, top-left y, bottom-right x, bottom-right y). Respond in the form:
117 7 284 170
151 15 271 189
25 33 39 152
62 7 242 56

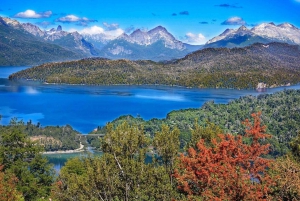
115 26 185 50
237 25 249 32
207 22 300 46
206 26 252 44
1 17 20 27
278 23 298 30
251 22 300 44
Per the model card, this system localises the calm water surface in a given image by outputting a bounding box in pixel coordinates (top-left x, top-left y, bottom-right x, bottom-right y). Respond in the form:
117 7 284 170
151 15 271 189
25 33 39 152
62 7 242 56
1 66 300 133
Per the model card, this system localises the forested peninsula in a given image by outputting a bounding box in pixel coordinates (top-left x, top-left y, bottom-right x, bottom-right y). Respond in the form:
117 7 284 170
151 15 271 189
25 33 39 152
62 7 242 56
9 42 300 89
90 89 300 157
0 120 81 152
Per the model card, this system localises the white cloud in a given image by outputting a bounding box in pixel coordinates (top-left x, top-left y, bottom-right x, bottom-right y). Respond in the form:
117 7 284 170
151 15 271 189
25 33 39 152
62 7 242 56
79 25 124 40
14 10 52 18
104 28 124 39
221 16 246 25
80 26 105 34
56 15 97 25
56 15 80 22
184 32 207 45
103 22 119 30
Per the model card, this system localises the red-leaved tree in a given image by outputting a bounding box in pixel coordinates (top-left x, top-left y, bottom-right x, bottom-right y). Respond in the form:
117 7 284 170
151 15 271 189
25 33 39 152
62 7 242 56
174 112 274 201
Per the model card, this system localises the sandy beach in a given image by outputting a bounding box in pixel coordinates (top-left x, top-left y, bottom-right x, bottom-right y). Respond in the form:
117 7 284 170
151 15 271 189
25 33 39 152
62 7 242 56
43 143 84 154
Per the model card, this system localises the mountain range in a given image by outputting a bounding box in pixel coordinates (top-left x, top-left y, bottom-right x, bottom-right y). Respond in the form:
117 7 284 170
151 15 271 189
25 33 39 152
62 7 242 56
1 15 300 66
205 22 300 48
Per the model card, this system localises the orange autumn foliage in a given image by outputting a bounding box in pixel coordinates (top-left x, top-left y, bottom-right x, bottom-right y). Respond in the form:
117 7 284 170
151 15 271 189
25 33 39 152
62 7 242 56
174 112 274 201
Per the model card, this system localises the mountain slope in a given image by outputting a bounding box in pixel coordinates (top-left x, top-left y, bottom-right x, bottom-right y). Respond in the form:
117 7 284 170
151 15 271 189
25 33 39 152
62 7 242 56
22 23 98 57
0 17 80 66
99 38 191 61
94 26 200 61
10 42 300 89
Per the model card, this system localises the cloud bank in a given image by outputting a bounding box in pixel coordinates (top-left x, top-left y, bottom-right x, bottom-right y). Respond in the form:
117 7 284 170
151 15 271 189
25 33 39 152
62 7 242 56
79 25 124 40
215 4 242 8
14 10 52 18
56 15 97 26
184 32 206 45
221 17 246 25
103 22 119 30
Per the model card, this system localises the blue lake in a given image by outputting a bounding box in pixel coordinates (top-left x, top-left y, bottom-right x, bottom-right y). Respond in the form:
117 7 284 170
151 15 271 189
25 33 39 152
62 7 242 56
1 66 300 133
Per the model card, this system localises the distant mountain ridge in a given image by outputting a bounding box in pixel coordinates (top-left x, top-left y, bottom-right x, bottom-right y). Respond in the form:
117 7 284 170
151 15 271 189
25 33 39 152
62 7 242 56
118 26 185 49
205 22 300 48
21 22 98 57
83 25 201 61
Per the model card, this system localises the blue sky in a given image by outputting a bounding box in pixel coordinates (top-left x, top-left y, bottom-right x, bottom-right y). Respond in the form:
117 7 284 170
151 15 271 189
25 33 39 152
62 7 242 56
1 0 300 44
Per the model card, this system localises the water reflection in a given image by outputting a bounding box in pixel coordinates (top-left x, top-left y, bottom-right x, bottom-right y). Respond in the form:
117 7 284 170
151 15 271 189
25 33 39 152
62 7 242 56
45 151 103 172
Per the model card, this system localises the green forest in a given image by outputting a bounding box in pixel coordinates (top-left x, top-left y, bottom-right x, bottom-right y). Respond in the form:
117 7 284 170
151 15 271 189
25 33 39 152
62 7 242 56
1 112 300 200
9 42 300 89
0 119 81 152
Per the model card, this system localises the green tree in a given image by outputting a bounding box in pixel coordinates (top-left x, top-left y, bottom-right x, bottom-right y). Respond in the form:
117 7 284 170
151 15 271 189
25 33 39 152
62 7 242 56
53 122 178 201
0 125 55 200
189 120 223 148
290 131 300 162
268 156 300 200
153 125 180 186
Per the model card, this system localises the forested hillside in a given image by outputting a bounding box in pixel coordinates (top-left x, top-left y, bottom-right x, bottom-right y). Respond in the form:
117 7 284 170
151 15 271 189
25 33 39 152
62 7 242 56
0 119 80 151
0 17 80 66
10 42 300 89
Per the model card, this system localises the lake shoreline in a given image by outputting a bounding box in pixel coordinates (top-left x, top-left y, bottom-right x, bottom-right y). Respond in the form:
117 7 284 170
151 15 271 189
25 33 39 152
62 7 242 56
9 77 299 91
43 143 84 155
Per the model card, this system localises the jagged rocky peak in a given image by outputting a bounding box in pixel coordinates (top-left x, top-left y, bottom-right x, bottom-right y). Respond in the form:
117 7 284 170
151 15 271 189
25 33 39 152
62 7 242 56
0 17 20 27
207 22 300 46
21 23 45 37
57 25 62 31
222 28 234 35
130 29 144 35
118 32 130 39
149 25 168 33
278 23 297 29
206 28 235 44
115 25 184 50
238 25 249 31
71 31 83 40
